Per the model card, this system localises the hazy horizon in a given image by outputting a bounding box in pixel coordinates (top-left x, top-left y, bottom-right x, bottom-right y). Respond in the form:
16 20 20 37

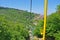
0 0 60 15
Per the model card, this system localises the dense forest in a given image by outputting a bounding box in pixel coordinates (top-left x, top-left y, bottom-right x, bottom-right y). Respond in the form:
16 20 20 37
0 5 60 40
0 7 36 40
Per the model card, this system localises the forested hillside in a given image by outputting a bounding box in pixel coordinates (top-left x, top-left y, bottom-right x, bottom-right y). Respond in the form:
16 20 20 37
0 7 36 40
0 5 60 40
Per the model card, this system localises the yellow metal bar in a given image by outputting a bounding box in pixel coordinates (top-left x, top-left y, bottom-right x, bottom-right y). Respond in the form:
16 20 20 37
43 0 48 40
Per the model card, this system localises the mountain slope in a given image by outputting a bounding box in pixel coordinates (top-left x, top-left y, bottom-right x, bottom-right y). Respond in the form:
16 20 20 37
0 7 36 25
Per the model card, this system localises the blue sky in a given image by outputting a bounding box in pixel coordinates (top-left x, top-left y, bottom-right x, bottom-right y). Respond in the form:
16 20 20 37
0 0 60 15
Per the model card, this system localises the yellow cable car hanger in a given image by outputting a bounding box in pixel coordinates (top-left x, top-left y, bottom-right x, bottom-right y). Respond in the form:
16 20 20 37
30 0 48 40
43 0 48 40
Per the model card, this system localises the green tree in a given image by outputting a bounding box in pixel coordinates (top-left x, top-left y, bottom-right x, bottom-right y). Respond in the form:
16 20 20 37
33 4 60 40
